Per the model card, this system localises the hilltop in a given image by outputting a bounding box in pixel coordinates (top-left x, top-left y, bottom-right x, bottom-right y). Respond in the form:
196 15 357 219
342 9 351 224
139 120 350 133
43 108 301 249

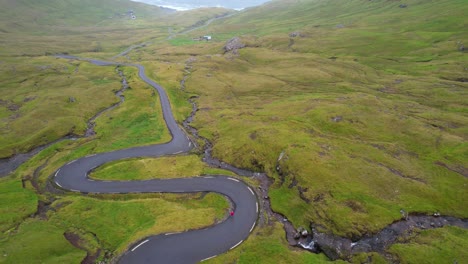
0 0 169 30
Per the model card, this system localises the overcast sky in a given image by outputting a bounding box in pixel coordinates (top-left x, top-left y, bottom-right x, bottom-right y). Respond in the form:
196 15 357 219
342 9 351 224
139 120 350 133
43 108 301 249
131 0 271 10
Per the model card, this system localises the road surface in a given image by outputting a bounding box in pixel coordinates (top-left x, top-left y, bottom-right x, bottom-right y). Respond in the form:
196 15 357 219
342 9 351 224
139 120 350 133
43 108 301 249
54 56 258 263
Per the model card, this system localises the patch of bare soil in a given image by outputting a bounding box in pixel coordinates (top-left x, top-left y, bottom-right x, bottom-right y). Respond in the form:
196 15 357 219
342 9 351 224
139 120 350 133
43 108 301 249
434 161 468 178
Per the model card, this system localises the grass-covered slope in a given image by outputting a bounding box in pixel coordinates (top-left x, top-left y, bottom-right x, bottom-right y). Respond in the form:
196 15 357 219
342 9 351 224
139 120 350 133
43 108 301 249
166 0 468 260
0 0 167 29
0 1 241 262
0 0 233 158
1 0 467 263
0 0 172 56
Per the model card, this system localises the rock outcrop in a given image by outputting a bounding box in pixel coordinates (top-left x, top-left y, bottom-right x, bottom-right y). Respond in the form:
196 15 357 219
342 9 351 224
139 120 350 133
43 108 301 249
223 37 246 55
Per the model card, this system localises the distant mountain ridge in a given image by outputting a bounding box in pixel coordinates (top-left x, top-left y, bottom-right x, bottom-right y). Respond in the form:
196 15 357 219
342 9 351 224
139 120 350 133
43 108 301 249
0 0 168 31
131 0 271 10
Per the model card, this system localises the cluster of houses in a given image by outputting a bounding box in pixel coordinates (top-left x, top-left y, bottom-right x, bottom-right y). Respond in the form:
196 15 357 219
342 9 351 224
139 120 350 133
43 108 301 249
192 35 212 41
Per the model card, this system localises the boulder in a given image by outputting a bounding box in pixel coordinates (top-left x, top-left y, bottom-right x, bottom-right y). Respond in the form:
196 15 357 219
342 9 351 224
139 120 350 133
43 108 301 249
313 231 352 260
223 37 246 54
294 232 301 239
331 116 343 122
289 32 304 38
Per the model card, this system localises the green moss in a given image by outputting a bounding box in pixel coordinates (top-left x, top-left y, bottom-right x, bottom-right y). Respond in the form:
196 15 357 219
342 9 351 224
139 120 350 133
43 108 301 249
0 220 85 264
389 226 468 264
0 178 37 232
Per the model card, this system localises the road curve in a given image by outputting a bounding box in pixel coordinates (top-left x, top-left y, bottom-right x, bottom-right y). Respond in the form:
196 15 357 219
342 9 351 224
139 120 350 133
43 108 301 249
54 56 258 263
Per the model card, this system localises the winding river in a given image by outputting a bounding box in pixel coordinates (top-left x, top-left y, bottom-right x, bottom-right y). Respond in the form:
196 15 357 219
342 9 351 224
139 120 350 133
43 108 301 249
54 56 258 263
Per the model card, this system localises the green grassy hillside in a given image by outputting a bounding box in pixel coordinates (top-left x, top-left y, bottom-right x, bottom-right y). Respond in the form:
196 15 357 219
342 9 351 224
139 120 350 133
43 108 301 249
0 0 168 56
0 0 232 158
145 0 467 262
0 1 238 263
0 0 167 29
1 0 467 263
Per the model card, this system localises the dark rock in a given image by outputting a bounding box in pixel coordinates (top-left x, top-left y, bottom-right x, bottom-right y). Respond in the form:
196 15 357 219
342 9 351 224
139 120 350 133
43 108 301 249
69 97 76 103
297 186 311 204
313 230 352 260
7 103 20 111
294 232 301 239
23 96 37 103
289 32 304 38
351 241 372 252
331 116 343 122
223 37 246 54
399 4 408 8
400 209 409 220
313 193 324 202
288 178 298 189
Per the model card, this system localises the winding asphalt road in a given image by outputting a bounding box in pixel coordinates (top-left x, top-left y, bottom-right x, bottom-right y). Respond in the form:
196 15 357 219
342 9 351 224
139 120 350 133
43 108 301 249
54 56 258 263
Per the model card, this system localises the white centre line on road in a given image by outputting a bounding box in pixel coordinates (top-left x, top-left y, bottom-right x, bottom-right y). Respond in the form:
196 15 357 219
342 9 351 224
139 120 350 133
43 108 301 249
227 178 239 182
55 169 61 177
204 176 214 179
173 151 183 155
256 202 258 213
188 142 192 147
248 186 255 196
131 239 149 252
201 255 218 262
86 154 96 158
230 240 243 250
67 160 76 165
55 181 63 188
